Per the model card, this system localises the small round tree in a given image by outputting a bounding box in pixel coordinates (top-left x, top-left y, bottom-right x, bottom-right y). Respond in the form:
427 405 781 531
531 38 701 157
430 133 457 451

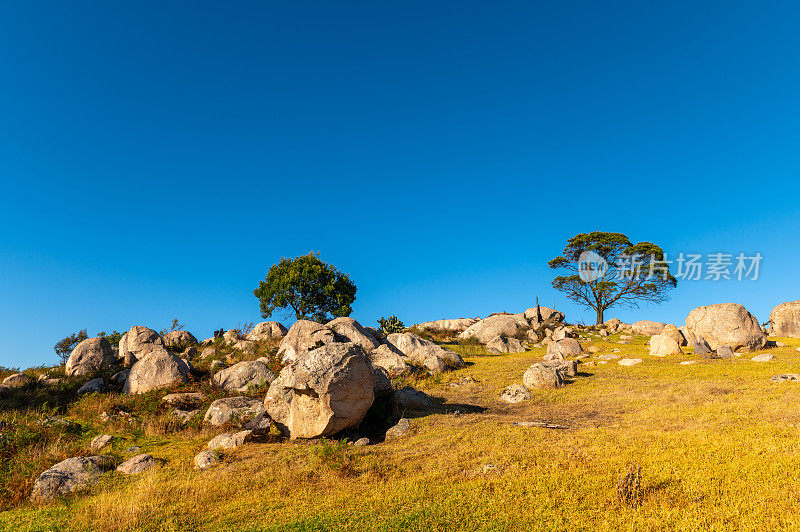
548 232 677 324
253 252 357 323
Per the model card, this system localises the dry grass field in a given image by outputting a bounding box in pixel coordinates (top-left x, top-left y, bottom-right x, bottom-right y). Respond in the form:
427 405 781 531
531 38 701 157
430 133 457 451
4 331 800 531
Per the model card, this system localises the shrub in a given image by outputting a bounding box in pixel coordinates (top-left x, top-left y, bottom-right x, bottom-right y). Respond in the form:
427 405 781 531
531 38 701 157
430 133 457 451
377 316 405 335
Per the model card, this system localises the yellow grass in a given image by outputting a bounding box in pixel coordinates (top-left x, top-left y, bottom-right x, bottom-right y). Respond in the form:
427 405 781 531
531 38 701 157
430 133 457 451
5 332 800 531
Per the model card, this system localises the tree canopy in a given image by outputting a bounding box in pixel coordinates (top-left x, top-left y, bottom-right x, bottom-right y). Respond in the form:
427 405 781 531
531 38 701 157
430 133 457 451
253 252 357 323
548 232 677 324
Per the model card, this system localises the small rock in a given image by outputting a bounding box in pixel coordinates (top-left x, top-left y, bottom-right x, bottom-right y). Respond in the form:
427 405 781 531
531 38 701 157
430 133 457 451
194 450 220 469
770 374 800 383
30 456 111 501
679 361 698 365
751 354 775 362
207 430 253 450
90 435 112 452
354 437 370 446
385 418 412 441
775 341 787 347
618 358 642 366
162 392 207 409
500 384 530 403
716 346 735 359
77 378 104 395
125 445 141 454
116 454 157 475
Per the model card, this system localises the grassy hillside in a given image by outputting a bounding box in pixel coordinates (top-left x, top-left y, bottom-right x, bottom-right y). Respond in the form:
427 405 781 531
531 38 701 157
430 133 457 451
3 332 800 531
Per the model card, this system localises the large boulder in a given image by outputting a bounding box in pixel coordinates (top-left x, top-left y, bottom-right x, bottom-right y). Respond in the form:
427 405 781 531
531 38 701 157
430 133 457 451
769 301 800 338
545 338 582 359
30 456 111 501
661 324 687 346
212 360 275 393
632 321 667 336
685 303 767 351
458 313 531 344
649 334 683 356
119 326 163 366
384 333 465 373
204 396 269 432
486 336 525 354
123 348 190 394
65 337 115 377
326 317 380 352
246 321 288 341
277 320 337 364
369 344 410 377
416 318 479 333
523 307 565 324
264 342 374 439
161 331 198 352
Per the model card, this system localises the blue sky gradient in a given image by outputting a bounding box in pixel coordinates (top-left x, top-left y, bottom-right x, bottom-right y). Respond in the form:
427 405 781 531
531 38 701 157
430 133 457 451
2 1 799 366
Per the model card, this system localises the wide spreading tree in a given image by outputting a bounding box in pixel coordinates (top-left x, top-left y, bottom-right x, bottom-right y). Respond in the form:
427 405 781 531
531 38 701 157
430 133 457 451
548 232 677 324
253 252 357 323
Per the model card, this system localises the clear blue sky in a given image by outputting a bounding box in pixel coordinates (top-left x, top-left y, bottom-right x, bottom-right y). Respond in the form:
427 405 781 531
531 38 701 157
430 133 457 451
2 1 799 367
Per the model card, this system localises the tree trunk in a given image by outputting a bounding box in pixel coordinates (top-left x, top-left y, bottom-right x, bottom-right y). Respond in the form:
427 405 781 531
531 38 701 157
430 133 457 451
596 308 604 325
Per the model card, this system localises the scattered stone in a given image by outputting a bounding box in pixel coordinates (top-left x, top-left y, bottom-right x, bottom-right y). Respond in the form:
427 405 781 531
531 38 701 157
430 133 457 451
649 334 682 357
119 326 163 367
500 384 530 403
538 359 578 378
326 317 381 352
162 392 207 409
116 454 157 475
598 354 621 361
204 396 268 432
770 374 800 383
384 333 465 373
212 360 275 393
692 339 713 357
618 358 642 367
487 335 525 354
384 418 412 441
632 321 667 336
277 320 337 364
194 450 220 469
619 335 633 341
369 344 410 377
612 348 621 353
30 456 111 501
751 354 775 362
123 348 190 394
661 324 687 346
110 369 130 387
125 445 141 454
587 346 601 354
686 303 767 351
716 346 735 359
458 313 531 344
246 321 289 341
523 363 564 389
90 435 112 452
679 361 698 365
769 301 800 337
207 430 253 450
394 387 434 411
172 409 199 422
77 378 104 395
161 331 198 352
265 342 375 439
1 373 34 392
354 437 370 446
66 337 115 377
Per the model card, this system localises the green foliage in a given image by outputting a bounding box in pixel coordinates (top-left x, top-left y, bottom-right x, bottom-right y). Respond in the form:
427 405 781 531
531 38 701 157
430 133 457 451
549 231 677 324
253 252 357 323
378 315 405 334
53 329 88 365
312 439 357 476
98 330 123 346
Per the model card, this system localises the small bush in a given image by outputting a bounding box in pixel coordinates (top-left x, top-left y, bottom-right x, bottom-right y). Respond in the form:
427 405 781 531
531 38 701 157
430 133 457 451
312 439 357 476
616 462 643 508
378 316 405 335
